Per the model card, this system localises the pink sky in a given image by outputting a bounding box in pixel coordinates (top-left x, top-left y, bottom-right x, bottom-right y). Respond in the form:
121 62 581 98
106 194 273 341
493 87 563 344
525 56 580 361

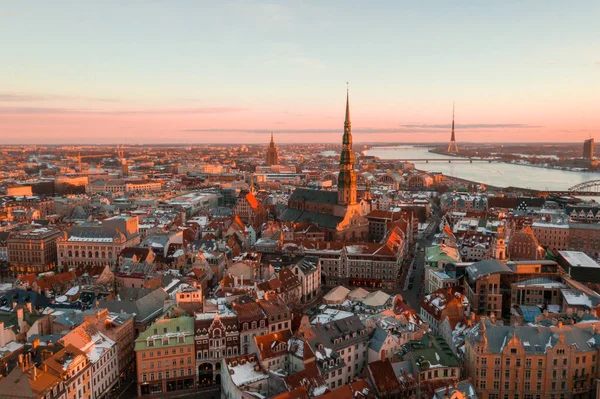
1 99 597 144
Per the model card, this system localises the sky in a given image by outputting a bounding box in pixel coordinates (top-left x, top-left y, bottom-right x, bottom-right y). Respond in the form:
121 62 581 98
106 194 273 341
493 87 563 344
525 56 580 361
0 1 599 144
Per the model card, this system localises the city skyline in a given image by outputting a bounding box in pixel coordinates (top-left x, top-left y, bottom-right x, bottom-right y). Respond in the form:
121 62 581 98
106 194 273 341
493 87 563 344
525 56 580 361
1 1 599 144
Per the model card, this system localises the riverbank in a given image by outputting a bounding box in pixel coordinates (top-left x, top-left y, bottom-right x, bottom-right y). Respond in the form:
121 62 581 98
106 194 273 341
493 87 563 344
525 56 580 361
427 148 597 174
364 146 596 191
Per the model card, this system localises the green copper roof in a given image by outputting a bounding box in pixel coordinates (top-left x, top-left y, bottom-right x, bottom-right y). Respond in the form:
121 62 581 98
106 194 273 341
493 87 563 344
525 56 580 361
134 316 195 351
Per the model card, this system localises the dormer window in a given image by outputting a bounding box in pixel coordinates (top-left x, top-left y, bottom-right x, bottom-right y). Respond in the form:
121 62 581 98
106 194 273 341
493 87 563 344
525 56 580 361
147 339 155 347
330 360 334 367
162 337 169 345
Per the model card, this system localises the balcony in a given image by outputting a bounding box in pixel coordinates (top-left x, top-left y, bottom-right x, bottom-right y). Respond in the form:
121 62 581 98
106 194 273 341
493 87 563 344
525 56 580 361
573 373 589 382
573 384 591 393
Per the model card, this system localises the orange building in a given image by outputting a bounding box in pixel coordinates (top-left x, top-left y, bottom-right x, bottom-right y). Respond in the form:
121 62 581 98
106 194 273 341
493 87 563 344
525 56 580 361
134 316 196 396
466 318 600 399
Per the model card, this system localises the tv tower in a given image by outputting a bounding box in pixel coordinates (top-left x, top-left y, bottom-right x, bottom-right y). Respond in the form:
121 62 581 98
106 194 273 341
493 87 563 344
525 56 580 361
447 103 459 153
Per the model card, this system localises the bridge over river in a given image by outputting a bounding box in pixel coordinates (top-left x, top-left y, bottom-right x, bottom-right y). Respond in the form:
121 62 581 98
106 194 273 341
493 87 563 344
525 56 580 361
396 158 495 163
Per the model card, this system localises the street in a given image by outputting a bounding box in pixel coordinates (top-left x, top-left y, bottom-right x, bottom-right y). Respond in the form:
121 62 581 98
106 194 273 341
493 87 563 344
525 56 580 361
399 199 441 312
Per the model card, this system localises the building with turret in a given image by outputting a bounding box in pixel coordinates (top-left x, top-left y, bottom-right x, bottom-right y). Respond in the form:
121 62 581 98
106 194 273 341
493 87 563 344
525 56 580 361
266 133 278 166
280 91 368 241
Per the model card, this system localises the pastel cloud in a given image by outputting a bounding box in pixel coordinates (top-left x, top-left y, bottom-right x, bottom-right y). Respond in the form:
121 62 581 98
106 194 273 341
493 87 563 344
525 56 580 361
0 92 118 103
0 106 246 115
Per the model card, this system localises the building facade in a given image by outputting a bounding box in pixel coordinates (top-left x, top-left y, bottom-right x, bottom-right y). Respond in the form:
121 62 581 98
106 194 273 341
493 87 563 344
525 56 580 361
7 227 62 274
57 216 141 270
466 318 600 399
134 316 196 396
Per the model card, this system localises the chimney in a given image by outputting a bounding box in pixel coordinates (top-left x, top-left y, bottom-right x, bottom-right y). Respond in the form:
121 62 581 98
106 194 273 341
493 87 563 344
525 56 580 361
16 308 25 333
558 321 563 329
32 338 40 350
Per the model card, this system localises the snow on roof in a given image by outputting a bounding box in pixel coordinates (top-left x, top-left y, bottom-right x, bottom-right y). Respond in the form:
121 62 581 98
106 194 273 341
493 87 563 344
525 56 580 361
68 236 114 242
227 357 268 387
311 308 354 325
561 289 593 308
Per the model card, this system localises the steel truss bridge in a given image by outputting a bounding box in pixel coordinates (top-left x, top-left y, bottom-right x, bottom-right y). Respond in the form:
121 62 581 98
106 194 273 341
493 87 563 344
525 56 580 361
544 180 600 196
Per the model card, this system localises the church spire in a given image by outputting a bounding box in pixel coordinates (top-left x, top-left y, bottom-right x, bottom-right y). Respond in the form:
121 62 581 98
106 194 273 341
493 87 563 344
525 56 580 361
343 83 351 146
270 132 274 145
338 85 357 205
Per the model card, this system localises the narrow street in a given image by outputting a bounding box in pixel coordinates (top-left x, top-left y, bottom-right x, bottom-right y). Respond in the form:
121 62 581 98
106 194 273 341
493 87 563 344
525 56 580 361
399 200 441 312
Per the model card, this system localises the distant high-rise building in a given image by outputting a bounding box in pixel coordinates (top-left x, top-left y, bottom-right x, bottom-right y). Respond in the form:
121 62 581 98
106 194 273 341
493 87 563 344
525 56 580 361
447 103 459 153
121 159 129 176
583 138 594 159
266 133 278 166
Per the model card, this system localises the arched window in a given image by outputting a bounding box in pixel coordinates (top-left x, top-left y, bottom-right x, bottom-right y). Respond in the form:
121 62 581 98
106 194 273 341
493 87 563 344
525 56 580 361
108 252 113 259
95 251 99 258
81 251 85 258
75 250 79 257
101 252 105 258
88 251 92 258
68 250 72 257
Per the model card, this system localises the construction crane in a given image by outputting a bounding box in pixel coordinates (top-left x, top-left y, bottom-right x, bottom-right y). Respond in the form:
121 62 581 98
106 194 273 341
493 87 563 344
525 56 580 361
66 152 115 172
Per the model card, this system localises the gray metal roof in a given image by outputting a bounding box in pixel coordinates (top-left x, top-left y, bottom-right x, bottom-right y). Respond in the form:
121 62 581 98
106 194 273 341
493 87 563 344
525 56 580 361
280 208 343 230
289 188 338 205
466 259 514 280
468 318 600 354
369 327 388 352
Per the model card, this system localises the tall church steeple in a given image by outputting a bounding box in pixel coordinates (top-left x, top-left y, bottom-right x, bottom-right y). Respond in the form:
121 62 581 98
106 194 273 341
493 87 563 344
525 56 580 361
338 87 357 205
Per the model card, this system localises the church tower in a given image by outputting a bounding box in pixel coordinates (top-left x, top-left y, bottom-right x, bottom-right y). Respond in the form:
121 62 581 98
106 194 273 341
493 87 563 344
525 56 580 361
337 89 357 205
266 132 278 166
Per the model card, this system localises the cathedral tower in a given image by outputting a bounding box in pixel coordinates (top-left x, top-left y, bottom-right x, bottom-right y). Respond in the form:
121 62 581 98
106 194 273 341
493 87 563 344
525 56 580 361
337 89 357 205
266 132 278 166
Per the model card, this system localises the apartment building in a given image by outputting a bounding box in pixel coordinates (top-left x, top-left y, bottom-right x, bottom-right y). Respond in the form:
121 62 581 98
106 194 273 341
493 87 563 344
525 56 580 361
466 318 600 399
307 315 369 391
194 310 240 386
532 222 570 253
7 227 62 274
59 322 119 399
134 316 196 396
291 256 322 303
83 308 136 381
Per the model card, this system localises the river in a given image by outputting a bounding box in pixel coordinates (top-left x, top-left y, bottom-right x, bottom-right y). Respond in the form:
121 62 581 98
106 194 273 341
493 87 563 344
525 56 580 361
364 146 600 192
